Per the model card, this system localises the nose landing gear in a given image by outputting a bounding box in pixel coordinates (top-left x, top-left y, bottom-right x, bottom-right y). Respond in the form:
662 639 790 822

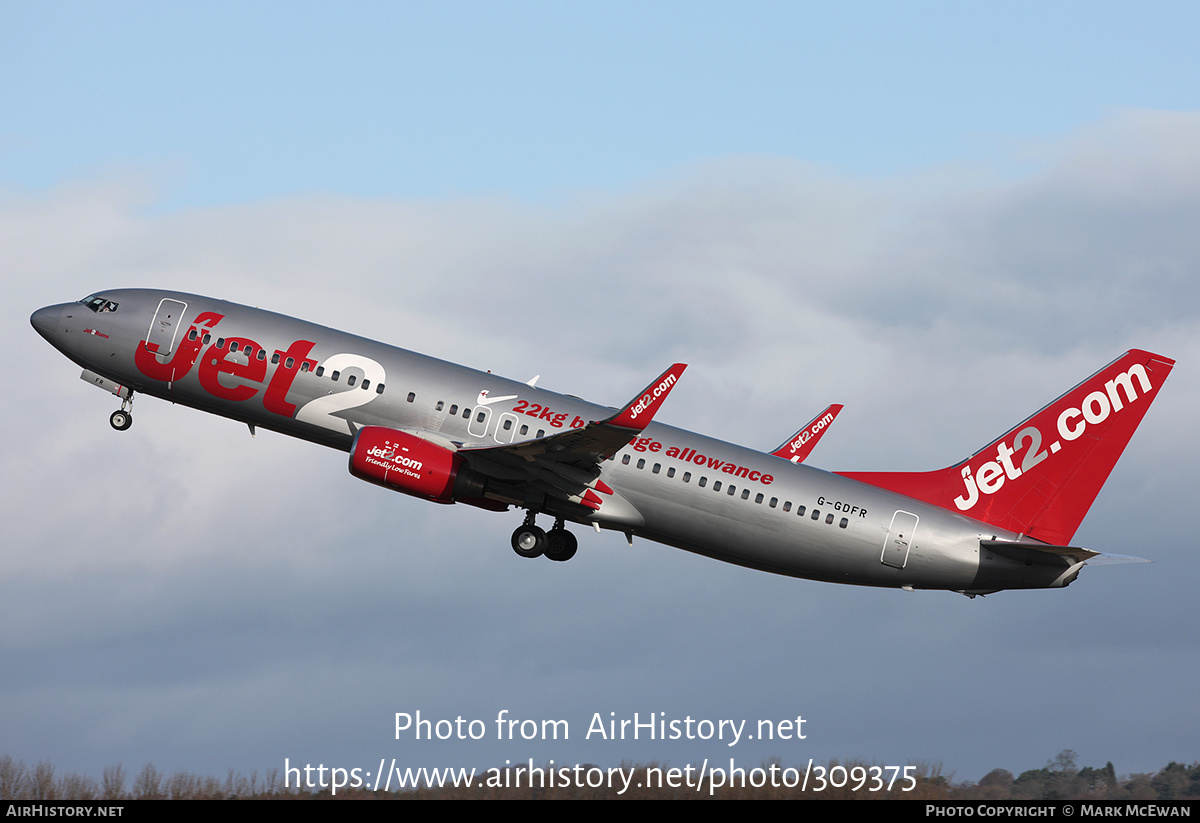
109 394 134 431
109 410 132 431
511 513 578 562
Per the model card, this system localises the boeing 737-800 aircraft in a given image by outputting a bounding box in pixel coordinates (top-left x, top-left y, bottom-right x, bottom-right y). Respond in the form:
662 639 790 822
31 290 1174 596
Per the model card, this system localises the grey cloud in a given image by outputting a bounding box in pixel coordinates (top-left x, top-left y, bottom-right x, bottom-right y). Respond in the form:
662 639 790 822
4 111 1198 782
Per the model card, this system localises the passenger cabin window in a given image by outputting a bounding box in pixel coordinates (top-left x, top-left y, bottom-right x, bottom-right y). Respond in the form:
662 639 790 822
315 365 324 376
407 392 416 403
376 384 386 394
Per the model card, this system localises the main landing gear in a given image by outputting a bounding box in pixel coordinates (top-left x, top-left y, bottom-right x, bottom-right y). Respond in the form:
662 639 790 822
109 393 134 431
511 513 578 562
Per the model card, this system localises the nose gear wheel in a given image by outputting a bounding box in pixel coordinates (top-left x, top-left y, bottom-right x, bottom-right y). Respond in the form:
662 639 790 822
109 393 135 431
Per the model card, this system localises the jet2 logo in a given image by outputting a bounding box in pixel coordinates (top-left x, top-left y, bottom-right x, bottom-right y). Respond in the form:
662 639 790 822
789 409 837 452
628 372 679 422
136 311 383 434
364 442 424 479
954 363 1154 511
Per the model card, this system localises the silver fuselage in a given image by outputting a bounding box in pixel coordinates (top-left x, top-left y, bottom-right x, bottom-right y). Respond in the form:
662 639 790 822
32 289 1069 593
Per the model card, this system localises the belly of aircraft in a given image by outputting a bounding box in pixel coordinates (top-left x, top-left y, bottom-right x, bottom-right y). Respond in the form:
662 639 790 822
623 494 979 589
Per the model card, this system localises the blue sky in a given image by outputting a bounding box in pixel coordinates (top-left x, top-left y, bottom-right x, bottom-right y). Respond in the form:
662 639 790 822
4 2 1200 791
7 2 1200 205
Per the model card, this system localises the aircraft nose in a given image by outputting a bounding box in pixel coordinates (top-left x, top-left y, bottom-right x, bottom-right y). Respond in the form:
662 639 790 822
30 305 62 342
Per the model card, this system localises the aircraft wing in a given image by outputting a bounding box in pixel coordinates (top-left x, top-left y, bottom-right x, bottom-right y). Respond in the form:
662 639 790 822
456 364 686 512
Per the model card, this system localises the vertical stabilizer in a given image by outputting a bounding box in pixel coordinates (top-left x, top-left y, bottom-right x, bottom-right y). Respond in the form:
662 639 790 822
837 350 1174 545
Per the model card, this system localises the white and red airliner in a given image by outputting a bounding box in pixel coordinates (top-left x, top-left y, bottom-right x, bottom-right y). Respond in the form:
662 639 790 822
32 290 1174 596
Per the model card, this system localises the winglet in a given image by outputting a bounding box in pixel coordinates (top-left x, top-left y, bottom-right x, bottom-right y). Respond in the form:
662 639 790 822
771 403 844 462
602 364 687 431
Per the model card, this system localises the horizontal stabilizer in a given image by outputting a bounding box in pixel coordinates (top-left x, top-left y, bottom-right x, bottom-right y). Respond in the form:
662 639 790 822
980 539 1098 567
1081 552 1152 566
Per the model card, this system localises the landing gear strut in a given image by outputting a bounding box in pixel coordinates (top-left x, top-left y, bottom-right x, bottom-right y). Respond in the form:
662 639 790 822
109 394 134 431
511 513 578 562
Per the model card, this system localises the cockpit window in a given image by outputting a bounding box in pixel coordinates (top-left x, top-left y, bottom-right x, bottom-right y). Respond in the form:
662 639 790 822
79 295 118 313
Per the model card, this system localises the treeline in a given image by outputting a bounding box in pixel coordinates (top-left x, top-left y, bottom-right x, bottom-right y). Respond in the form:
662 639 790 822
0 758 291 801
952 751 1200 801
1 751 1197 800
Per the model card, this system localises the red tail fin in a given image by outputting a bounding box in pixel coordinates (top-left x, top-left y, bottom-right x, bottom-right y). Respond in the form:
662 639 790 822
837 350 1174 545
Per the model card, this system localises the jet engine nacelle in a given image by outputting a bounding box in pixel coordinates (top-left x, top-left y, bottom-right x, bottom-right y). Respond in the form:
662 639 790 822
349 426 486 504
